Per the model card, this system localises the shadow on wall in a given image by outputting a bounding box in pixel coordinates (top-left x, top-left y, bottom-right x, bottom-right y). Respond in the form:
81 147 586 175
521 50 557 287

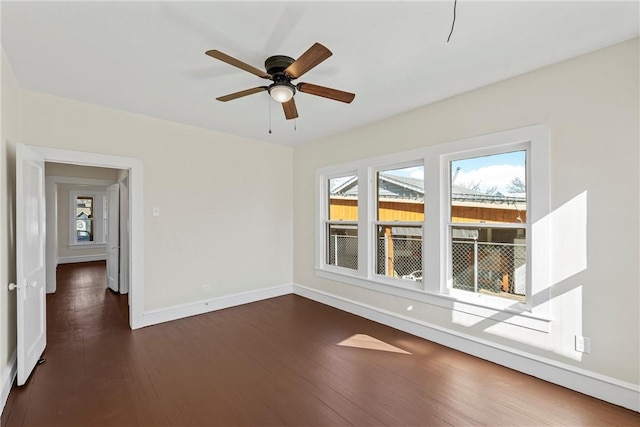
451 191 588 361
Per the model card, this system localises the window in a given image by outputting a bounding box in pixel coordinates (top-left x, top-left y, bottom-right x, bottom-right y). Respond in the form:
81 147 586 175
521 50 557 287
316 125 549 324
375 165 424 283
75 196 95 242
326 175 358 270
70 190 107 246
448 151 527 302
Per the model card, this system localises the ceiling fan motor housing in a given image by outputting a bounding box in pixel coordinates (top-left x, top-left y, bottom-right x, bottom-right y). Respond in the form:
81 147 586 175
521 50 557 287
266 55 296 97
265 55 295 76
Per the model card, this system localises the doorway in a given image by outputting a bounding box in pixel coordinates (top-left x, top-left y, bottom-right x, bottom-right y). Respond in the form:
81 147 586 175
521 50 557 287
45 164 127 296
29 145 144 329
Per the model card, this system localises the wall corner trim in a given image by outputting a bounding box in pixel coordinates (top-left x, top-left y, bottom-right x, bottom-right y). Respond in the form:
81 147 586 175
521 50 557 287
292 283 640 412
1 351 17 415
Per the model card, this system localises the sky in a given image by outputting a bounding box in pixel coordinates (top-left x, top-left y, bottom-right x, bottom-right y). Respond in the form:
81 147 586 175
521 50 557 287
451 151 526 193
331 150 526 194
389 150 526 194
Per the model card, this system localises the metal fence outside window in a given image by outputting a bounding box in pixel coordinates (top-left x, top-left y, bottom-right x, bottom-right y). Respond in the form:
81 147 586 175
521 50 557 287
327 234 423 280
451 240 526 298
327 234 359 270
376 236 422 281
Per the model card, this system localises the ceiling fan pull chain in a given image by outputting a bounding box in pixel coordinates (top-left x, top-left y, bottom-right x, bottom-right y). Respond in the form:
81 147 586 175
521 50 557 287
268 97 272 134
294 119 297 132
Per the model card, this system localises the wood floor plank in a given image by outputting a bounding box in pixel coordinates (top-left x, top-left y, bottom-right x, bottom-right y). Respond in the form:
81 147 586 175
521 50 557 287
2 261 639 426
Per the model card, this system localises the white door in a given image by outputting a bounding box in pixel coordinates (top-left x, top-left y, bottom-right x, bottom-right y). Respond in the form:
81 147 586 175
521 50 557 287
15 143 47 386
106 183 120 292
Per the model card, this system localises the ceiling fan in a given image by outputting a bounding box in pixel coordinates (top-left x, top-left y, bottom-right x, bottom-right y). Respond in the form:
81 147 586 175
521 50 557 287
205 42 355 120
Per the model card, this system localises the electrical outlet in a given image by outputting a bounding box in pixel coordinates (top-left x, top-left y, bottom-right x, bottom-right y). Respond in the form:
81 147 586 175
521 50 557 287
575 335 591 353
201 284 212 291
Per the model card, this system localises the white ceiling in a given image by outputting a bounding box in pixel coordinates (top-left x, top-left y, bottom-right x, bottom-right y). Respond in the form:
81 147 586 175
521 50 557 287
2 1 638 146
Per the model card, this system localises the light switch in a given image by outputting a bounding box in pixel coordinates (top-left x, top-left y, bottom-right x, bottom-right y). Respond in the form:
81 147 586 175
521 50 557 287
152 207 160 217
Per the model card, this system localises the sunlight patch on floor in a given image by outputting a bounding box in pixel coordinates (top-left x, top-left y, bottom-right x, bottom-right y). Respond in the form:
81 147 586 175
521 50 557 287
337 334 412 354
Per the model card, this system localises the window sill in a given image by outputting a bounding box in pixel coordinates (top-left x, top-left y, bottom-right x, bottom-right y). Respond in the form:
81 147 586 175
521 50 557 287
315 268 551 332
69 243 106 249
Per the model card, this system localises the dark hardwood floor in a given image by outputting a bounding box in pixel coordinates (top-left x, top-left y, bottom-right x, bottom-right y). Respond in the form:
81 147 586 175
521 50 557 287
2 261 639 426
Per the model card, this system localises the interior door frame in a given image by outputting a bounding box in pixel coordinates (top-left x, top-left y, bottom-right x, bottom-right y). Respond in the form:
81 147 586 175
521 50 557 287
106 183 120 293
119 175 130 295
30 145 144 329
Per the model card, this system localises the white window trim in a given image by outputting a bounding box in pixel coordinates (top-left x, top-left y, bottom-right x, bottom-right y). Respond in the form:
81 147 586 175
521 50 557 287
371 160 425 287
316 124 551 332
441 141 531 311
318 169 362 277
69 189 107 247
365 162 426 290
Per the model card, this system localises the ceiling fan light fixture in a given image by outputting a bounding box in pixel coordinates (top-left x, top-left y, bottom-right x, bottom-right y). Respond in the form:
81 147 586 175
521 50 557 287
269 83 295 103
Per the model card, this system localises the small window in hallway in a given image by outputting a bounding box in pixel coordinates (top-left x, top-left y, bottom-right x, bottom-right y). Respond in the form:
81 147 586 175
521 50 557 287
75 196 94 242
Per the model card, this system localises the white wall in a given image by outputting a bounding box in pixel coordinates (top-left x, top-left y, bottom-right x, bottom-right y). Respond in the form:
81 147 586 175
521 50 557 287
18 88 294 312
293 38 639 388
0 50 19 409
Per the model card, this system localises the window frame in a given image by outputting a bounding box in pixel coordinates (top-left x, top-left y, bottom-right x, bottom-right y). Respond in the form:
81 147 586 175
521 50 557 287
371 160 425 289
320 170 361 275
69 189 107 247
315 125 550 331
441 142 531 310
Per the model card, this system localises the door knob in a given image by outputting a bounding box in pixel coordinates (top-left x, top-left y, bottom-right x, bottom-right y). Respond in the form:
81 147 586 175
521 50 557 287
30 281 37 288
8 283 17 291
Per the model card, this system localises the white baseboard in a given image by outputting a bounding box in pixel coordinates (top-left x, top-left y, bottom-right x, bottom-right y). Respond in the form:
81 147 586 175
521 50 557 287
135 284 293 329
57 254 106 264
1 351 17 415
293 283 640 412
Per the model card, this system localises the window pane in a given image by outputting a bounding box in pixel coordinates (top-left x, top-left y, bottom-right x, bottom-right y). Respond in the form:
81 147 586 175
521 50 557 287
327 224 358 270
76 196 94 241
376 225 422 282
451 151 526 224
451 226 526 301
329 175 357 221
377 166 424 221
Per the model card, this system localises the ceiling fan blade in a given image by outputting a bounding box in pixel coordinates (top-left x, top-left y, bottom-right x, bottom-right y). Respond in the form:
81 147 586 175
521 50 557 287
297 83 355 104
216 86 268 102
206 50 271 79
284 43 332 79
282 98 299 120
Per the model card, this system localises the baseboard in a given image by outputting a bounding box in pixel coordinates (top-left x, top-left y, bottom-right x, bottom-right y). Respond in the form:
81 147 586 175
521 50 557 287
293 283 640 412
136 284 294 329
1 351 17 415
57 254 106 264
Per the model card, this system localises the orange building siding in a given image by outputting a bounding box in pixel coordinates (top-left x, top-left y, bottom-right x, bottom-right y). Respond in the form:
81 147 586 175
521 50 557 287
451 206 526 223
330 198 525 223
328 199 358 221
